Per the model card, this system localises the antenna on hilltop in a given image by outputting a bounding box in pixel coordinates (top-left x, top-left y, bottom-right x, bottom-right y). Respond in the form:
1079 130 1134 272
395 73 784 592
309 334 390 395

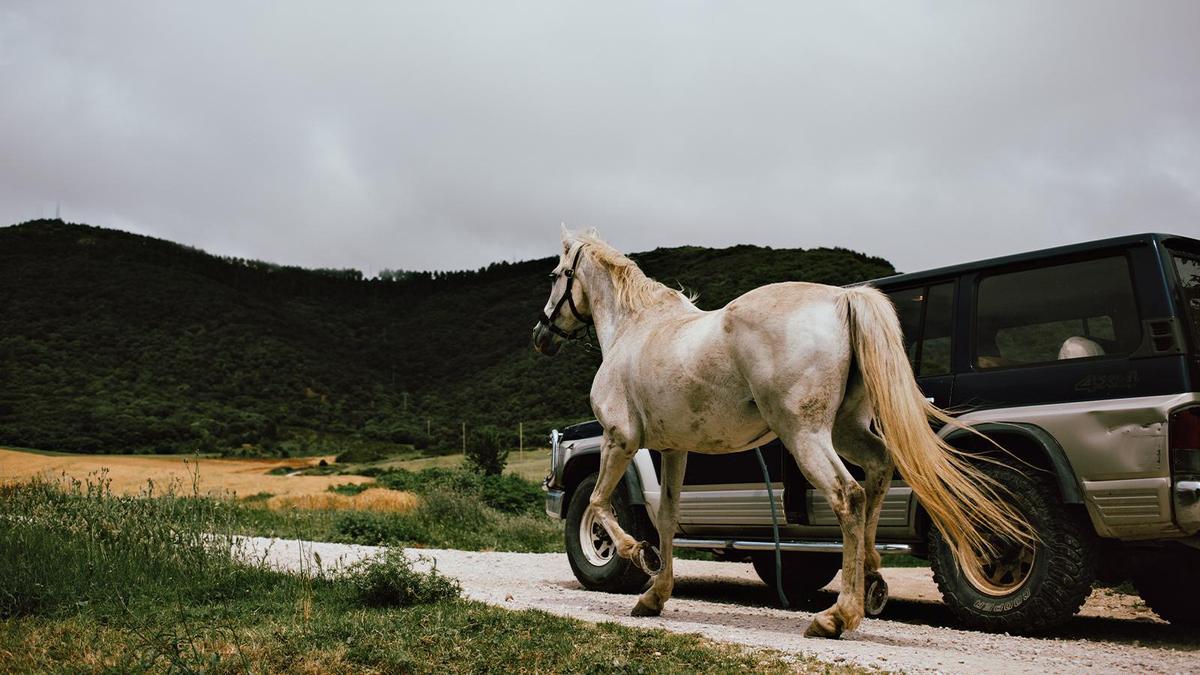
55 202 61 221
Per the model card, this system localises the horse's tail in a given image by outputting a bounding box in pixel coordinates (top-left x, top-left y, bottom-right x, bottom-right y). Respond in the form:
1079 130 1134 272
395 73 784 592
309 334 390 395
839 285 1036 567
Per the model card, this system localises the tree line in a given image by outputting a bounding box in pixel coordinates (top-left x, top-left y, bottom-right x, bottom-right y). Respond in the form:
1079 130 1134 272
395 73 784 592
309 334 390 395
0 219 895 456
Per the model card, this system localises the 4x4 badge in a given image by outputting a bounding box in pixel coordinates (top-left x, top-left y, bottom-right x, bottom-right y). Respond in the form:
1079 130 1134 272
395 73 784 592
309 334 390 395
1074 371 1138 393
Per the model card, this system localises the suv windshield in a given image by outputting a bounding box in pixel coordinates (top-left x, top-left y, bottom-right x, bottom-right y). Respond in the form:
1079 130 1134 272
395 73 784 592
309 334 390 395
1172 250 1200 349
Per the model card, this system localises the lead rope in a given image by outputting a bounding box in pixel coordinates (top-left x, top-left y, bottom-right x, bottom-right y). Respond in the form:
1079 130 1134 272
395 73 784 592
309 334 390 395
754 446 789 609
578 325 602 355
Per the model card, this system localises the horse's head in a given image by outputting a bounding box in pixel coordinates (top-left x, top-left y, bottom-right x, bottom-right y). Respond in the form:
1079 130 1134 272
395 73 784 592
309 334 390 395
532 226 594 356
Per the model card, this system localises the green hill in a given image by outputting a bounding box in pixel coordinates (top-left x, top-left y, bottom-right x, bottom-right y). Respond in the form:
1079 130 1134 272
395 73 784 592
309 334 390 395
0 220 895 455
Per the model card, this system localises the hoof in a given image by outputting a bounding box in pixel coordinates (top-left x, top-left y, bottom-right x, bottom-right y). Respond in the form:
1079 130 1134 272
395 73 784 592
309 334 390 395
631 599 661 617
636 542 663 575
864 573 889 617
803 614 844 639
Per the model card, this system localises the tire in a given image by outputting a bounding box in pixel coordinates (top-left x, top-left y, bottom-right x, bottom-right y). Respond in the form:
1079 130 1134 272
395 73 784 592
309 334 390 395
564 472 656 594
928 462 1098 634
1130 547 1200 626
751 552 842 599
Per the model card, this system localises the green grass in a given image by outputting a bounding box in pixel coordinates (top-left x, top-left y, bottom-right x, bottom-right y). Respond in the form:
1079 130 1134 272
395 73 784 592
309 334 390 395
0 477 853 673
228 467 566 553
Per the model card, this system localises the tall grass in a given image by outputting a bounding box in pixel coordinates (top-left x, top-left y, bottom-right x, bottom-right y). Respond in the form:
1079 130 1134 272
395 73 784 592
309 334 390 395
0 475 815 673
0 473 282 619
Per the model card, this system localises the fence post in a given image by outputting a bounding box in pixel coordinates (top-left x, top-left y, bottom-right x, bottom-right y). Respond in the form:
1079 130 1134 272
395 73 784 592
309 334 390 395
461 422 466 455
519 422 524 461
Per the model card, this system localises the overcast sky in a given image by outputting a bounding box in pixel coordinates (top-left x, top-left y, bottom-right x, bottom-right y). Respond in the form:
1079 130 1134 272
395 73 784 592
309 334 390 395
1 2 1197 275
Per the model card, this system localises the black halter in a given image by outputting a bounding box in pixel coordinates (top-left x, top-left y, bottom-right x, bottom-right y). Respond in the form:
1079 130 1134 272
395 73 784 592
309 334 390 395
538 244 593 340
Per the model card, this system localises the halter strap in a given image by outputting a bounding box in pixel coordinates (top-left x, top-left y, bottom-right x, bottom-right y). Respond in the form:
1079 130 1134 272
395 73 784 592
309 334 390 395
538 244 593 340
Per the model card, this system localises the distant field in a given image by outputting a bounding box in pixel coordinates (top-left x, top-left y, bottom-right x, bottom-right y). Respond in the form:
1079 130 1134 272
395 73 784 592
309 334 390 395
0 446 550 499
381 447 551 482
0 447 370 498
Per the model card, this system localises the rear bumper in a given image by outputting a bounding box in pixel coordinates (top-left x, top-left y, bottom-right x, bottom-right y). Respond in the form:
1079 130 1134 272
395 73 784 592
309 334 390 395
544 486 566 519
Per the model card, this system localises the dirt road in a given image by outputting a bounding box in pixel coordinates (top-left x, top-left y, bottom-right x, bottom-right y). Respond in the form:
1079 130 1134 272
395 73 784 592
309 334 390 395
238 537 1198 674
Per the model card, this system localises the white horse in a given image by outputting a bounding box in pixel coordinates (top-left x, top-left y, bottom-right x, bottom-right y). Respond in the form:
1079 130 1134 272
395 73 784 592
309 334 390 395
532 227 1032 638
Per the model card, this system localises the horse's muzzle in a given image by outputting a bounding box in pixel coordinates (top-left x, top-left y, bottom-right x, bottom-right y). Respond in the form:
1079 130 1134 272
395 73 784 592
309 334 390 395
532 323 562 356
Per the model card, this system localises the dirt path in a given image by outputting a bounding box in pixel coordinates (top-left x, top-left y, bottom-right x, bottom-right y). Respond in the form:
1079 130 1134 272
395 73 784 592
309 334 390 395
237 537 1198 674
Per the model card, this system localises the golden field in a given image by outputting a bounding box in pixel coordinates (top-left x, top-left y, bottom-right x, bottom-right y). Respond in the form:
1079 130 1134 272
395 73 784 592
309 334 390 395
0 448 371 499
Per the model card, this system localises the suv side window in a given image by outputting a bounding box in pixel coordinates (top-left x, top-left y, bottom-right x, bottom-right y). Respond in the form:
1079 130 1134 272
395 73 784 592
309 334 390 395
886 282 955 376
921 283 954 376
1172 252 1200 345
889 287 924 369
974 256 1141 369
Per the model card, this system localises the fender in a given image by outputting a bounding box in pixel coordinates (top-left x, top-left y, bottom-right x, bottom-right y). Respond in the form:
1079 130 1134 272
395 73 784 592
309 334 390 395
942 422 1084 504
554 442 648 518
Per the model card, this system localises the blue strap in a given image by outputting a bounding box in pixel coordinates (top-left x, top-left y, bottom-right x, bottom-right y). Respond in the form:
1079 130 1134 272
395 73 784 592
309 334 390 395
754 446 789 608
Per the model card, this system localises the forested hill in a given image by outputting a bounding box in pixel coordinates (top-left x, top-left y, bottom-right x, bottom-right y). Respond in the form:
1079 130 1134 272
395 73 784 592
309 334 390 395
0 220 895 455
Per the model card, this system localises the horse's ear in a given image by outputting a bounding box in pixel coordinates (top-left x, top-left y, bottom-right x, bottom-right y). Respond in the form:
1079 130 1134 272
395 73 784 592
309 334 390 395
584 226 598 238
560 223 572 253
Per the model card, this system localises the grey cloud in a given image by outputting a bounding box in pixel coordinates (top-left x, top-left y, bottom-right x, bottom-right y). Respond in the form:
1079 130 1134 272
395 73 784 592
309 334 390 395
1 1 1197 275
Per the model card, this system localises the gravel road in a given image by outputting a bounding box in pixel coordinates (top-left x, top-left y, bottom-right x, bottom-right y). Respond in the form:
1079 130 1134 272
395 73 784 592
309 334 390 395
237 537 1197 674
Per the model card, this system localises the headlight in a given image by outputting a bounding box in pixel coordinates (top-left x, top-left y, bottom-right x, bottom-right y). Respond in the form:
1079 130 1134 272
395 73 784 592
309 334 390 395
550 429 562 472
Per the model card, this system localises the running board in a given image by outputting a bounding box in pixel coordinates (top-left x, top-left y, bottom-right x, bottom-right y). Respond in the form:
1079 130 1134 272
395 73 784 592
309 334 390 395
672 537 913 555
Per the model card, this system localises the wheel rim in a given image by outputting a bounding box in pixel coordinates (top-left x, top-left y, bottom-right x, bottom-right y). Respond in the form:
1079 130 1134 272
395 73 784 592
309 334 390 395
579 509 615 566
962 538 1037 597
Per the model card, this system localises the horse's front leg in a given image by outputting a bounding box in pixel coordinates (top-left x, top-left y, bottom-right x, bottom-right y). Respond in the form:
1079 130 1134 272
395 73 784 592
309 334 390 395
587 434 646 564
633 449 687 617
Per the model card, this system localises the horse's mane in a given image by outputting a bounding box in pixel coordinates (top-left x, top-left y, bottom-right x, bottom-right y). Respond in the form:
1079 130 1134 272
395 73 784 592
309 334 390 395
573 233 696 312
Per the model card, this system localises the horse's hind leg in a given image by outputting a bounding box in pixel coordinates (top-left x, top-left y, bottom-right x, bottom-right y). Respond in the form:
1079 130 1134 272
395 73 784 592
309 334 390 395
780 429 867 639
633 449 686 617
840 415 897 605
832 385 894 600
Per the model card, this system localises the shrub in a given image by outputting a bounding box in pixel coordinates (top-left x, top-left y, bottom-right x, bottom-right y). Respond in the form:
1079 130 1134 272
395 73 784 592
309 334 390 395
464 426 509 476
370 468 542 515
479 473 543 515
345 549 461 607
374 469 424 492
334 511 427 544
328 482 371 496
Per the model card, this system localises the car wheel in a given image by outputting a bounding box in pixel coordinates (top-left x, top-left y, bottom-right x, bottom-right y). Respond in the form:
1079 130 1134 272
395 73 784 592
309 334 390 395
564 472 655 594
1130 547 1200 626
751 552 842 599
928 462 1098 634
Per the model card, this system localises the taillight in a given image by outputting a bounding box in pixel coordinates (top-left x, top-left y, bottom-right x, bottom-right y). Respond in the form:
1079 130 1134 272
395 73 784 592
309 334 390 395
1170 406 1200 474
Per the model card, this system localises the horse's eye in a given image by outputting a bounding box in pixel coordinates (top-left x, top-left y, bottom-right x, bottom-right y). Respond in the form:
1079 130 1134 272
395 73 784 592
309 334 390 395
547 273 558 281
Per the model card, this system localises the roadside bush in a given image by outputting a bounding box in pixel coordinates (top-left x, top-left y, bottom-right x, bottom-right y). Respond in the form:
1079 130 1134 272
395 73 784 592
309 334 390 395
345 549 461 607
479 473 543 515
464 426 509 476
334 511 428 544
372 467 541 515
